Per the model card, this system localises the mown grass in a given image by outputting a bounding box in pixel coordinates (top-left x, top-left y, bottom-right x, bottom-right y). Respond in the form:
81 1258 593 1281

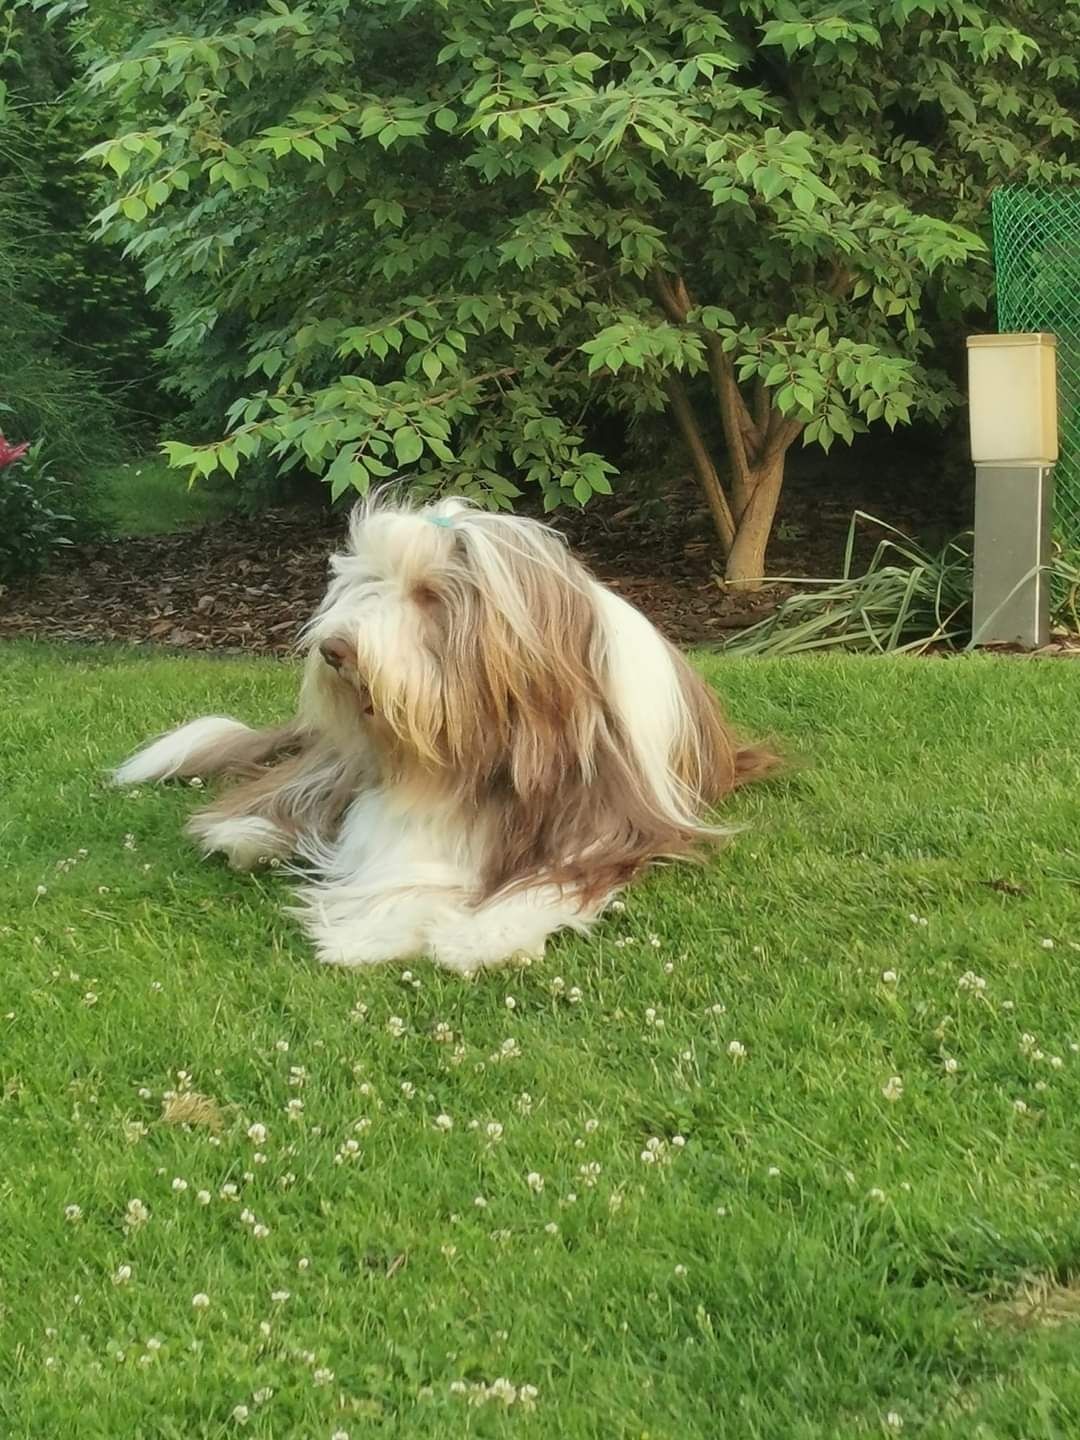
92 455 233 535
2 642 1080 1439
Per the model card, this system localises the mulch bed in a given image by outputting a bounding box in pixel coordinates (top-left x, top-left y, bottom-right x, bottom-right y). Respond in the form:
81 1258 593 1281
0 456 998 654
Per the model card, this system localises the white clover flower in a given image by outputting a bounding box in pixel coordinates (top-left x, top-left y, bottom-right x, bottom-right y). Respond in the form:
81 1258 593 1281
868 1187 887 1202
64 1204 82 1223
387 1016 406 1037
674 1264 687 1277
578 1161 601 1187
1013 1098 1028 1113
485 1122 503 1142
232 1404 249 1423
113 1264 132 1285
432 1022 454 1043
943 1057 959 1074
882 1075 903 1102
192 1293 210 1310
401 1082 415 1099
434 1114 453 1132
125 1198 150 1227
526 1172 544 1193
881 970 898 985
252 1223 270 1239
246 1123 267 1145
171 1177 188 1193
728 1040 746 1059
544 1221 559 1235
312 1367 334 1386
505 996 516 1010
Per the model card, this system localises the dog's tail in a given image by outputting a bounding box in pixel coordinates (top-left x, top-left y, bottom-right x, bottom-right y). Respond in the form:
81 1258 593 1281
733 741 783 788
112 717 303 786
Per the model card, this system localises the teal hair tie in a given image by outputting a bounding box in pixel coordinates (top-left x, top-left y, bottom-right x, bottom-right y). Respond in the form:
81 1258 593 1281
428 515 454 529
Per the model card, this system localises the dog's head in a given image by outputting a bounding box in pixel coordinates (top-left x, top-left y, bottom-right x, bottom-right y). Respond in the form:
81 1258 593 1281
302 498 603 791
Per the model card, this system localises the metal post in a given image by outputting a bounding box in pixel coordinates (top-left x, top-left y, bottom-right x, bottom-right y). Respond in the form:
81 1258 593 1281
966 333 1059 651
972 463 1054 648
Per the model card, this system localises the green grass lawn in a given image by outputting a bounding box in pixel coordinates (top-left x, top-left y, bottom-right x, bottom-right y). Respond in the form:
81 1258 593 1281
3 643 1080 1439
92 455 234 536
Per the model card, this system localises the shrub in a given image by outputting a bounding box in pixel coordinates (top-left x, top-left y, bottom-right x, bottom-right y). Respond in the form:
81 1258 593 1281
0 433 76 585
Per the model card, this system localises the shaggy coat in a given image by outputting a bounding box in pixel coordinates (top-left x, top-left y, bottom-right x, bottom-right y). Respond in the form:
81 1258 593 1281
114 498 776 973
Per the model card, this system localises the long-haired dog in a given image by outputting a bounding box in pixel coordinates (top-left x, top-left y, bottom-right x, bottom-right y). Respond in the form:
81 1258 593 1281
114 498 776 974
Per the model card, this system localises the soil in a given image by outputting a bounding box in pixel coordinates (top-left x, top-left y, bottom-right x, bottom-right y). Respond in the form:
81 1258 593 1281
0 445 978 654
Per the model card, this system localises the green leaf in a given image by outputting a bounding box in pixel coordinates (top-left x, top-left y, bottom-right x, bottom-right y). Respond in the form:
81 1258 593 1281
791 184 816 214
393 428 424 466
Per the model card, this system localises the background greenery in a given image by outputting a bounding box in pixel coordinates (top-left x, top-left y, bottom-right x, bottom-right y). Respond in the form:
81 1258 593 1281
3 0 1080 585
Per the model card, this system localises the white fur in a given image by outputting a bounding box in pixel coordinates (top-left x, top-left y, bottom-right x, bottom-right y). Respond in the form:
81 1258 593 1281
187 814 292 870
112 716 253 785
291 787 598 974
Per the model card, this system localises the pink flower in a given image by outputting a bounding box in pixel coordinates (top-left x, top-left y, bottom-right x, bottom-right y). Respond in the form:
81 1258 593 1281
0 434 30 469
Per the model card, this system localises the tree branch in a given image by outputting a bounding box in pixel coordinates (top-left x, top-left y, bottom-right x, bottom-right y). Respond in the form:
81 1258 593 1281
665 375 735 554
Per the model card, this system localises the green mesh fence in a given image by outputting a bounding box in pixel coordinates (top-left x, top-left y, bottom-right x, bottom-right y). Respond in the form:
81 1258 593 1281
992 186 1080 548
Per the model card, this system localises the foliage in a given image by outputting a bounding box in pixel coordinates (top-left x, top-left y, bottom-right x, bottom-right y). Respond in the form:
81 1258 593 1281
5 643 1080 1435
724 514 973 654
68 1 1080 578
725 513 1080 656
0 3 170 442
0 435 76 583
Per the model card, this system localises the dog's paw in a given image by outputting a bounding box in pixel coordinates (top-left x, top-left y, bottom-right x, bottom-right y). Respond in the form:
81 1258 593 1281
186 814 292 871
427 931 546 977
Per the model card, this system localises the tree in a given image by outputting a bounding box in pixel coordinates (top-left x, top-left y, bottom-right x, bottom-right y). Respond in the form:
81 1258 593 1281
79 0 1079 585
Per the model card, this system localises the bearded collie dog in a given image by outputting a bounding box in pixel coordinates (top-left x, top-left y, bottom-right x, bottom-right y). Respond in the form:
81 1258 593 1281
114 497 776 973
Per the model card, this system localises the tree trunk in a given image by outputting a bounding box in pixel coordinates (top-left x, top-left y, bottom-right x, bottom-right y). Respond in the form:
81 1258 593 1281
722 450 786 589
651 269 800 591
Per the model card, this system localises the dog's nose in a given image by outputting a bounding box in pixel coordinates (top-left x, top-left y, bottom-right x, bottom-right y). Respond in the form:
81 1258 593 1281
319 638 351 671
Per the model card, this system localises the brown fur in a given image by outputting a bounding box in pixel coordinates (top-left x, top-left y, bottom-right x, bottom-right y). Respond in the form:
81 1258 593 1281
371 534 777 906
191 741 362 844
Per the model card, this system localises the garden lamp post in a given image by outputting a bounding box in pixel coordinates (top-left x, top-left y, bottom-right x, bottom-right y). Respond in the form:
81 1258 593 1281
967 333 1058 649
